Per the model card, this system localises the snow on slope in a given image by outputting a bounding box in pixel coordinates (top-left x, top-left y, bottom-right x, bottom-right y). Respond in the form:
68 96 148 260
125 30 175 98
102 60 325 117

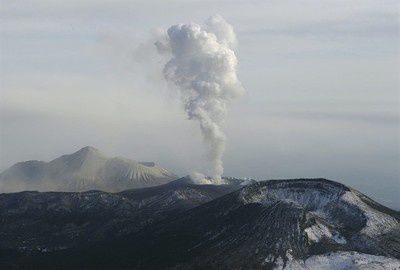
342 190 398 237
240 179 399 245
275 251 400 270
2 178 397 269
304 221 347 245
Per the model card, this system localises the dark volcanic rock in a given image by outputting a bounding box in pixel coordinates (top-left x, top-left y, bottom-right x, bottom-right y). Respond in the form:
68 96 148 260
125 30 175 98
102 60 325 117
1 178 399 269
0 177 242 253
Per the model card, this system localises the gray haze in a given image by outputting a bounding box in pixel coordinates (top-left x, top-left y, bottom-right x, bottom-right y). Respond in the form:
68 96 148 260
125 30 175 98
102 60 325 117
0 1 399 208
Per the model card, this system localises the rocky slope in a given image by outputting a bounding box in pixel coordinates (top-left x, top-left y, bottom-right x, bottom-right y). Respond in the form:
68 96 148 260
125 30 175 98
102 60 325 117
0 178 399 269
0 177 244 253
0 146 177 192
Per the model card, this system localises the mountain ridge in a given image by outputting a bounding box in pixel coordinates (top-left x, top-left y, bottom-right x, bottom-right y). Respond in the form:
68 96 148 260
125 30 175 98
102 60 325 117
0 146 177 193
1 178 398 269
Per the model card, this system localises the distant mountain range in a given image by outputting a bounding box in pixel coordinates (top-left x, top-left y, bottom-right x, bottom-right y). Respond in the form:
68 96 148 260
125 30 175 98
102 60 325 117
0 146 177 192
0 177 399 269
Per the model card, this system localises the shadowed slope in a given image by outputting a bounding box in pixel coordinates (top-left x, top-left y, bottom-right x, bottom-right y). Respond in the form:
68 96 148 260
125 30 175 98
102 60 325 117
7 178 399 270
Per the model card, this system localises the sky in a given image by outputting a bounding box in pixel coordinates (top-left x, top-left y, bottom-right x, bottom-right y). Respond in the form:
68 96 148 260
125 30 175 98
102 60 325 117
0 0 399 208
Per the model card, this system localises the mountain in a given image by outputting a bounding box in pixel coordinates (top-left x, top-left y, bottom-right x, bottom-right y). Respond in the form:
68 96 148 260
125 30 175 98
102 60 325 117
0 176 245 253
1 178 399 269
0 146 177 192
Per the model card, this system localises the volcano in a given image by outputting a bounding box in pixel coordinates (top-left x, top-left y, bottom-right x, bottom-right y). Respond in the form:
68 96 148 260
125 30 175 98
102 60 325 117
0 177 398 269
0 146 177 193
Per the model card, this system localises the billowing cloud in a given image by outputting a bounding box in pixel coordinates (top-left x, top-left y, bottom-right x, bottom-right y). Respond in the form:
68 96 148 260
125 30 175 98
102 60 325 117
156 15 244 183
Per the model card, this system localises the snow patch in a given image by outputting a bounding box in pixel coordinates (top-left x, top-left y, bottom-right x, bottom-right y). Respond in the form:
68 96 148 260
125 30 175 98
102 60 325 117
305 222 346 244
342 191 398 237
240 183 342 212
274 251 400 270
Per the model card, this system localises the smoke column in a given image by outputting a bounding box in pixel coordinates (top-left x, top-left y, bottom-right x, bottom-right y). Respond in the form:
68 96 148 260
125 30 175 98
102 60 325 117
155 15 244 183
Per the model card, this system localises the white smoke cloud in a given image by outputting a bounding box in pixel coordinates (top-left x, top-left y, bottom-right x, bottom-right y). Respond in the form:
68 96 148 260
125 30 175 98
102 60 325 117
156 15 244 183
189 172 214 185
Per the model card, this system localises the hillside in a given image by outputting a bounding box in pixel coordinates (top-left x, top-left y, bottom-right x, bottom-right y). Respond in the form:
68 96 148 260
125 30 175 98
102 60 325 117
0 147 177 192
1 178 398 269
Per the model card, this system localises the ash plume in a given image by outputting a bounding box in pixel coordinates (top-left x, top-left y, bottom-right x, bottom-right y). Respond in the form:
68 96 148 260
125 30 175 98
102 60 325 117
155 15 244 183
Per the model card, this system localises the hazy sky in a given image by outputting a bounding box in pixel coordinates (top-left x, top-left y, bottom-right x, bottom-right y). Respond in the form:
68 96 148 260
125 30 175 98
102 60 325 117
1 0 399 208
